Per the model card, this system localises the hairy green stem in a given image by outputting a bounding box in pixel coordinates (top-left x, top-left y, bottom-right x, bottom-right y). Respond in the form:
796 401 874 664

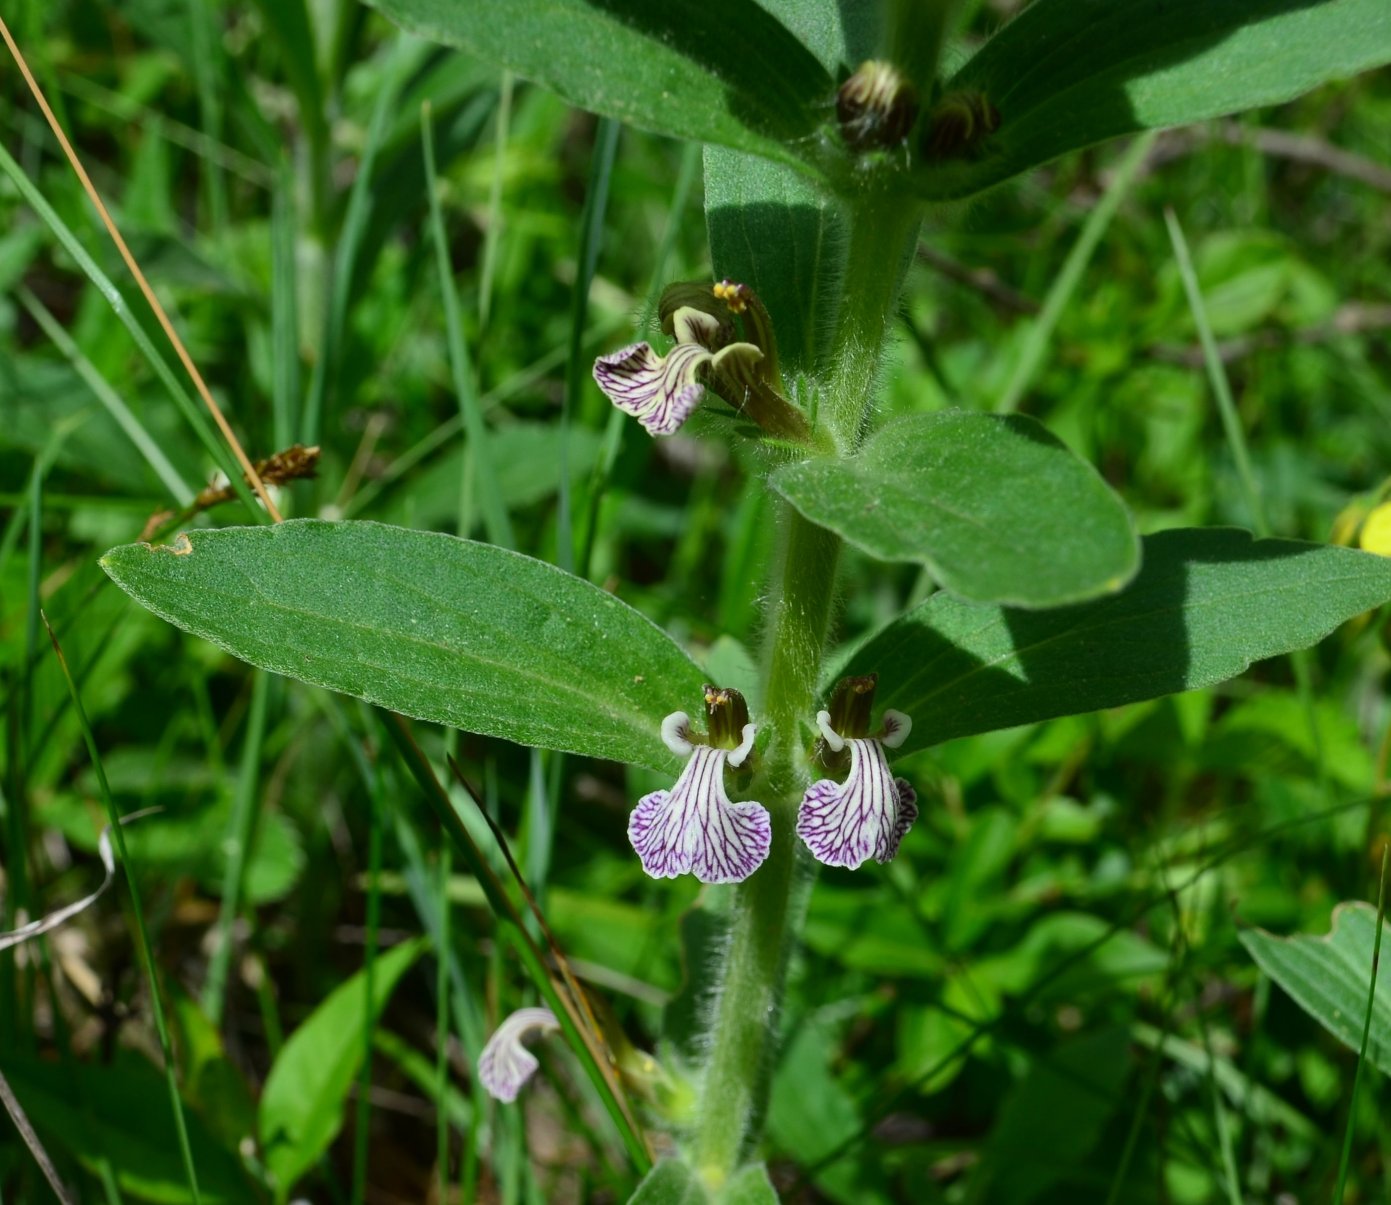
691 197 923 1186
822 202 922 451
694 509 840 1185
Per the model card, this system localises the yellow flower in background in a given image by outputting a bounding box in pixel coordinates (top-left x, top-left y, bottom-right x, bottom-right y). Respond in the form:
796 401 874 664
1358 501 1391 557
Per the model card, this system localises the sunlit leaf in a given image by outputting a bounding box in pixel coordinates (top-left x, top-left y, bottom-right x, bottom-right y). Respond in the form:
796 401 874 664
364 0 834 176
1240 902 1391 1074
101 521 705 772
259 938 425 1200
844 528 1391 753
771 411 1139 606
916 0 1391 200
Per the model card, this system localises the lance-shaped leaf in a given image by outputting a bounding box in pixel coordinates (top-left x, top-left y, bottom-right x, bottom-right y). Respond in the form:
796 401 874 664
915 0 1391 201
771 412 1139 607
364 0 834 176
843 527 1391 755
1240 903 1391 1076
100 521 705 772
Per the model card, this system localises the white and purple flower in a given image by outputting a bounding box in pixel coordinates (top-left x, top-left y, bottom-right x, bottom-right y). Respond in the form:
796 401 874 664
629 694 771 883
477 1006 561 1103
593 306 763 437
797 706 917 870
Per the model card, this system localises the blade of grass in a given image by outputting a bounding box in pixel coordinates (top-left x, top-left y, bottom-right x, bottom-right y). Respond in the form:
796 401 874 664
4 442 54 1042
201 670 270 1025
0 142 262 522
313 695 484 1192
1165 206 1328 799
421 100 513 549
341 314 627 519
16 286 195 506
382 714 653 1172
1333 843 1390 1204
478 71 513 332
271 166 301 455
182 0 228 235
435 846 451 1200
797 792 1376 1184
579 139 701 580
0 1066 74 1205
557 117 620 573
351 786 386 1205
57 74 273 187
302 36 414 446
445 754 605 1051
522 751 552 909
1163 208 1264 529
0 16 280 521
1171 864 1243 1205
1104 938 1186 1203
994 131 1156 415
40 615 203 1205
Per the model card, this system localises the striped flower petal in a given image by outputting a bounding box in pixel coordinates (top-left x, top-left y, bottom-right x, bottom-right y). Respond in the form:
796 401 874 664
796 709 917 870
628 714 770 883
593 305 760 437
593 339 711 435
478 1007 561 1103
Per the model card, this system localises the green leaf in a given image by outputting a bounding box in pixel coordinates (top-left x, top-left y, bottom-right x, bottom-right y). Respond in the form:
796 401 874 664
705 148 844 376
844 528 1391 754
363 0 834 175
100 520 705 772
917 0 1391 200
259 938 425 1200
1240 902 1391 1075
701 1 866 375
974 1028 1131 1204
629 1159 709 1205
5 1051 256 1203
717 1163 779 1204
770 411 1139 606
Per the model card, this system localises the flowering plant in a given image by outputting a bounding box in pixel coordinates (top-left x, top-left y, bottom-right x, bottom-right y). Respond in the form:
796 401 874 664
89 0 1391 1199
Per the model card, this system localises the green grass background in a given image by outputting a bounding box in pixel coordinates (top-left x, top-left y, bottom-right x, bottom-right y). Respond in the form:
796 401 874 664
1 0 1390 1201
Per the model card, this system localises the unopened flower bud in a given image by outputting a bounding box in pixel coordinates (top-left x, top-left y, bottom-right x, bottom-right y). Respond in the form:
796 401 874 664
922 90 1000 160
837 60 918 152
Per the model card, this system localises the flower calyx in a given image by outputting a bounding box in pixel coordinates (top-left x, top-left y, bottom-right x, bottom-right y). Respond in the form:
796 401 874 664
594 280 807 442
629 687 770 884
798 675 917 870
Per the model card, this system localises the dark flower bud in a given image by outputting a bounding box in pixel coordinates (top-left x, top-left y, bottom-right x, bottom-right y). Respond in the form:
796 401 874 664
922 90 1000 160
837 60 919 152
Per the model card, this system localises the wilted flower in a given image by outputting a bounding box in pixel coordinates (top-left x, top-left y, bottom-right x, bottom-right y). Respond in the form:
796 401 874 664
797 676 917 870
478 1006 561 1102
628 687 771 883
